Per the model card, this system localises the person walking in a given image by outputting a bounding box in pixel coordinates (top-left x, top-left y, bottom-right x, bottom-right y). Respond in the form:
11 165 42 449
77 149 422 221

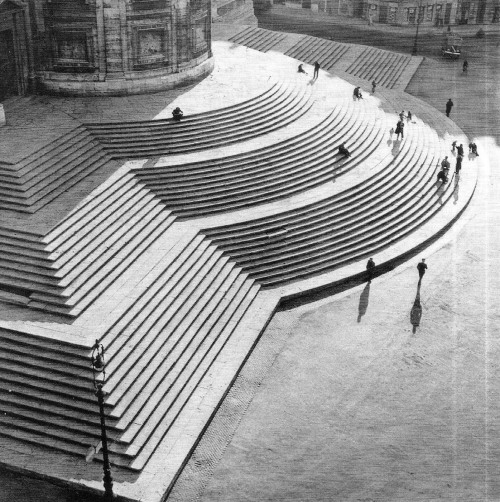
366 258 375 282
407 111 412 121
313 61 320 80
371 80 376 94
463 60 468 72
455 155 463 174
457 143 464 157
395 119 404 140
445 98 454 117
417 259 427 281
452 140 457 152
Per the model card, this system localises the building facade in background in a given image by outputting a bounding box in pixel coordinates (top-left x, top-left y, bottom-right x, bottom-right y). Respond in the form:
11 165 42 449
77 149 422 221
362 0 499 25
284 0 499 25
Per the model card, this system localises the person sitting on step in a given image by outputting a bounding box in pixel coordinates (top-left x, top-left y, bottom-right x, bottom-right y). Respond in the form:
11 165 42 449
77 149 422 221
353 87 363 100
172 107 183 121
338 143 351 158
298 64 308 75
437 169 448 184
441 156 450 174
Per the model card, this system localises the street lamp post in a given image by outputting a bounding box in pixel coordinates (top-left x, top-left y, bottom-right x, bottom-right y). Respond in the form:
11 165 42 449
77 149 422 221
412 0 423 55
91 340 114 502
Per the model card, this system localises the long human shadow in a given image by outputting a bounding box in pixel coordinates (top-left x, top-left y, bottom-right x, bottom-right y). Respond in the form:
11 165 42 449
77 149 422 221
357 282 370 322
410 280 423 334
453 174 460 204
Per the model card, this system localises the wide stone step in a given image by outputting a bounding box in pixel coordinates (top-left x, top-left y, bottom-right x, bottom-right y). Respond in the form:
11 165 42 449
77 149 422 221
123 282 261 470
111 266 246 431
208 117 429 249
100 234 208 362
86 82 283 131
105 246 226 401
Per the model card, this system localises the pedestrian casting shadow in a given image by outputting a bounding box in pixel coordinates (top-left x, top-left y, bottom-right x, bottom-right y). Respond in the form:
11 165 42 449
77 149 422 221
357 282 370 322
435 180 446 205
453 174 460 204
410 280 423 334
391 139 401 156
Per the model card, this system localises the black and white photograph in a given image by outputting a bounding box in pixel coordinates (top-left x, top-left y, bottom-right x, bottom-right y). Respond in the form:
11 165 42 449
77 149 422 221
0 0 498 500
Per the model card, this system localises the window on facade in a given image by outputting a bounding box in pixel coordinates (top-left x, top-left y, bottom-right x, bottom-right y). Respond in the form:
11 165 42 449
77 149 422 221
427 5 433 20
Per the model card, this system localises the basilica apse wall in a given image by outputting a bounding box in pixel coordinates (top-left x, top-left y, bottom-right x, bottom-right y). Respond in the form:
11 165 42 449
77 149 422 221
27 0 213 96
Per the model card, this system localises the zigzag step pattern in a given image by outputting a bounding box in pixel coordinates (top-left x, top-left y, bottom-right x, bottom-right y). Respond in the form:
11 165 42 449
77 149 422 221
0 173 175 316
0 126 117 213
0 234 263 471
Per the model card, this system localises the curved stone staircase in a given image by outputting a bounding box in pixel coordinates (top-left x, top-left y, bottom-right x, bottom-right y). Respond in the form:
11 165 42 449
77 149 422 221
203 115 450 287
86 82 312 159
132 96 388 217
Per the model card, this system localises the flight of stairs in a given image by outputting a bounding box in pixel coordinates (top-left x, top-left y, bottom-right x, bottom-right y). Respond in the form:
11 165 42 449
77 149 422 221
86 82 312 159
0 234 269 471
228 26 288 52
344 46 413 89
0 171 176 316
285 35 350 71
0 126 116 213
202 116 452 287
132 96 388 218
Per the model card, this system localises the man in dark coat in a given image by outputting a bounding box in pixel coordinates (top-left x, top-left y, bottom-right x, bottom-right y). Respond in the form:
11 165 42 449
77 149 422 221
455 155 463 174
457 143 464 157
366 258 376 282
172 107 183 121
395 120 404 140
313 61 320 79
417 259 428 280
446 98 454 117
